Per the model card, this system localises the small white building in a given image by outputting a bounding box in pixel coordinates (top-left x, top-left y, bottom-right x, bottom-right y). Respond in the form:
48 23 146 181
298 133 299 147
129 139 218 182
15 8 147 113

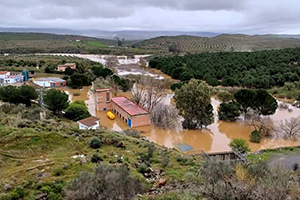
33 77 67 88
77 116 100 130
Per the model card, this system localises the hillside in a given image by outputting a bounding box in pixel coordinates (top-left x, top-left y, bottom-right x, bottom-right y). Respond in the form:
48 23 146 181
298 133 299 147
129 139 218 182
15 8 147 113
135 34 300 53
0 32 139 54
0 103 300 199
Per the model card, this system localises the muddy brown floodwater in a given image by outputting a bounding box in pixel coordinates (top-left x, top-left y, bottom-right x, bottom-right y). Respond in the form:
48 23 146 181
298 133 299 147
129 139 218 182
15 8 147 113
59 85 300 153
34 53 300 153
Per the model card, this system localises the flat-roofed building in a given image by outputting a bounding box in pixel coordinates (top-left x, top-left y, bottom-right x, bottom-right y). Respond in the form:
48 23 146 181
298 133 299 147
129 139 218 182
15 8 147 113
94 88 150 127
111 96 150 127
33 77 67 87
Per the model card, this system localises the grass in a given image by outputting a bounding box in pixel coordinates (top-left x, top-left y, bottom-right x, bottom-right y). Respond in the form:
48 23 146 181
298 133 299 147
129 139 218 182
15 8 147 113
247 146 300 162
85 41 108 48
0 106 202 199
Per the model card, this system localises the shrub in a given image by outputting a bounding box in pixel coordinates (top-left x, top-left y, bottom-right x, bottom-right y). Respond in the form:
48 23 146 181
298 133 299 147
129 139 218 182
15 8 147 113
89 138 101 149
229 138 251 154
124 129 140 138
161 152 170 168
138 163 148 174
53 167 64 176
91 154 103 163
65 164 144 200
148 143 155 158
250 130 262 143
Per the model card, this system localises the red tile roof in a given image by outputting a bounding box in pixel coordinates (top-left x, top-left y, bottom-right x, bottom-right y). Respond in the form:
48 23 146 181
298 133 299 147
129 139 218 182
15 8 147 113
78 116 99 127
0 71 9 75
112 96 149 116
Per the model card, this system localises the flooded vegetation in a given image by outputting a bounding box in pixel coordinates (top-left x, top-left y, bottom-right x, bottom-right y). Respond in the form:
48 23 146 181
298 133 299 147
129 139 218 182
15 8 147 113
57 82 300 153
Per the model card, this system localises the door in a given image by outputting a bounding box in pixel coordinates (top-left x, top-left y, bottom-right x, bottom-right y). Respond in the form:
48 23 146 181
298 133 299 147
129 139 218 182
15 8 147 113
128 119 132 127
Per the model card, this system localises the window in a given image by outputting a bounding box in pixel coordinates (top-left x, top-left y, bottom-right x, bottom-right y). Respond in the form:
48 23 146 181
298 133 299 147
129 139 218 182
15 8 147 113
106 92 110 101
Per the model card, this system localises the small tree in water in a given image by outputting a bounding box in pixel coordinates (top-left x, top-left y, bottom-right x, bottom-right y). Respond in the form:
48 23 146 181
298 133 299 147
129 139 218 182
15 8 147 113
174 79 213 129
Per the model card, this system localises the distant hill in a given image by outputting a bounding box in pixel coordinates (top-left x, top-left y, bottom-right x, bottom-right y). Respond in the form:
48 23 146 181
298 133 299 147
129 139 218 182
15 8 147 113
0 27 219 40
0 32 138 54
134 34 300 53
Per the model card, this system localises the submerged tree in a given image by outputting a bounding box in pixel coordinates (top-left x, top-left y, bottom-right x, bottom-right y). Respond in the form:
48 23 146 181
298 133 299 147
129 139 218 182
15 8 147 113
131 76 167 112
174 79 213 129
218 102 240 122
151 103 182 131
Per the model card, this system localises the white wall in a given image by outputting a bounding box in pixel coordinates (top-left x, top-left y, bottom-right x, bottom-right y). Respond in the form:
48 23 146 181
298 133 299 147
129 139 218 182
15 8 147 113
33 80 51 87
77 121 100 130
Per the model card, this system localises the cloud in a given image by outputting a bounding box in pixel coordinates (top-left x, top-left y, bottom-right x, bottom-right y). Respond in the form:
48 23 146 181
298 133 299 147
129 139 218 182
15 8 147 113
0 0 299 34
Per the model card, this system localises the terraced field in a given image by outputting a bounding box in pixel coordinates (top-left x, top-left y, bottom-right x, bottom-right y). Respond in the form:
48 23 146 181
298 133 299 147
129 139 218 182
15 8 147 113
135 34 300 53
0 33 140 54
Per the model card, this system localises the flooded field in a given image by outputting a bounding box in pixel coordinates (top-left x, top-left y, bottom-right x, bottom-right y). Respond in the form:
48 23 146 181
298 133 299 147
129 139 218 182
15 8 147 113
59 85 300 153
34 54 300 153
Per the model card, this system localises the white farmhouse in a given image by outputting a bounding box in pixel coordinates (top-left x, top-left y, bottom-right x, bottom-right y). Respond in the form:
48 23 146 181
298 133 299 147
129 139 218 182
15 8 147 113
0 71 24 84
77 116 100 130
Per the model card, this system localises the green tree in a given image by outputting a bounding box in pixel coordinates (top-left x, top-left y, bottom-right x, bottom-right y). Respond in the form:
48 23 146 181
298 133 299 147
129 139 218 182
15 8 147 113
229 138 251 154
0 85 37 106
68 73 91 89
65 66 75 75
217 91 234 102
64 101 91 121
19 85 38 106
92 65 113 78
44 89 69 115
0 85 20 104
234 89 256 119
218 102 240 122
254 89 278 116
174 79 213 129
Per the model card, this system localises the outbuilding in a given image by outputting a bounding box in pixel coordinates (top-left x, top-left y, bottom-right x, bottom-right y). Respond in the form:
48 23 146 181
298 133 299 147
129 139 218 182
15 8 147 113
33 77 67 88
77 116 100 130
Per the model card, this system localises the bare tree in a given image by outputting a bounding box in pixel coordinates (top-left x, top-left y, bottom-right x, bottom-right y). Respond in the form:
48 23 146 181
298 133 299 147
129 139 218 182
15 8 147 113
151 103 182 131
131 76 167 112
94 77 120 96
276 118 300 140
245 114 275 137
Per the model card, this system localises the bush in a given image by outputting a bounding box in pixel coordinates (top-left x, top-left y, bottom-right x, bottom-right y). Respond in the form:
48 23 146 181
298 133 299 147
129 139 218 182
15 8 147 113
65 164 144 200
138 163 148 174
161 152 170 168
53 167 64 176
148 143 155 158
229 138 251 154
89 138 101 149
124 129 140 138
250 130 262 143
91 154 103 163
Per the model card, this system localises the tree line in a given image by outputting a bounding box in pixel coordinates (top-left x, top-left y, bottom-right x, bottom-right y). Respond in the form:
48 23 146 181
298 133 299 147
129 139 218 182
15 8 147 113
149 48 300 88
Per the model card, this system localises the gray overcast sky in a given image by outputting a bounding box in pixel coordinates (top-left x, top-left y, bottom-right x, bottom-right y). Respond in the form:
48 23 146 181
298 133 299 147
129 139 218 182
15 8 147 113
0 0 300 34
